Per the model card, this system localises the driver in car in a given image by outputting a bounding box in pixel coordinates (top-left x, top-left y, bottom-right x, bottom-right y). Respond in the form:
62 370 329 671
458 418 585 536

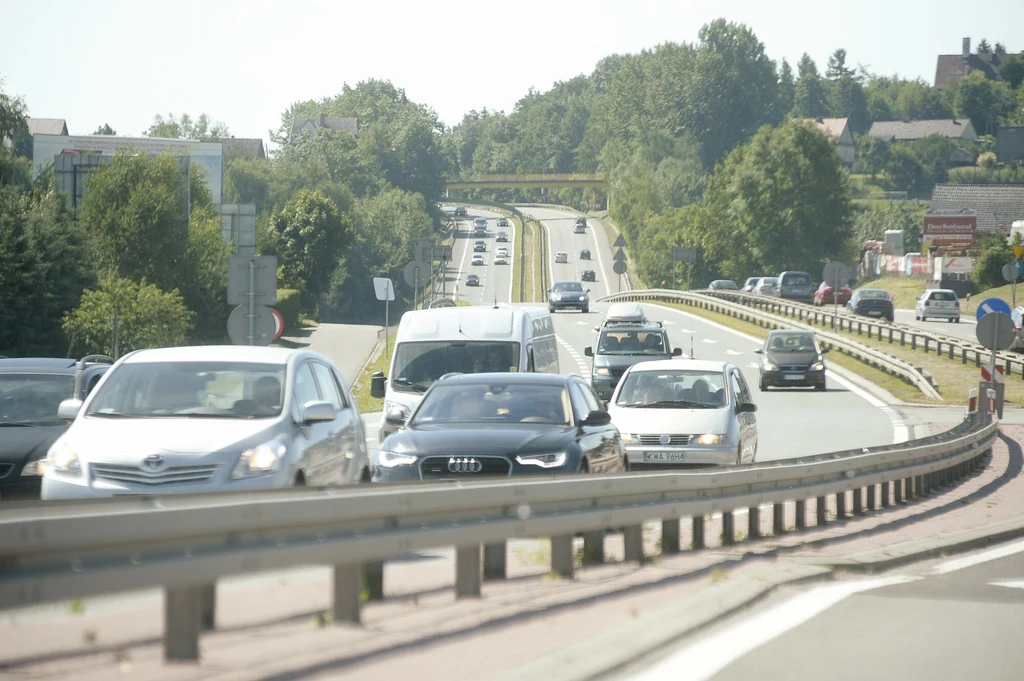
485 348 508 372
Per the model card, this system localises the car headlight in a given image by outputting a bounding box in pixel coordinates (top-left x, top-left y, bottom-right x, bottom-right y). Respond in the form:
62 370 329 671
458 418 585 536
231 439 286 479
620 433 634 444
696 433 724 445
578 295 586 301
516 452 567 468
21 459 47 477
811 361 825 371
594 367 611 376
376 449 417 468
762 361 778 371
47 439 81 476
384 401 411 418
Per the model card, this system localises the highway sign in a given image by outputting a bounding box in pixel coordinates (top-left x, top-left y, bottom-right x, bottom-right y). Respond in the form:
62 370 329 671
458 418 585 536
822 261 850 288
613 260 628 275
671 246 698 263
373 277 395 302
613 247 628 262
227 255 277 306
976 311 1015 351
613 234 627 248
269 308 284 340
976 297 1012 322
418 244 452 263
1015 245 1024 260
227 304 276 346
403 260 430 288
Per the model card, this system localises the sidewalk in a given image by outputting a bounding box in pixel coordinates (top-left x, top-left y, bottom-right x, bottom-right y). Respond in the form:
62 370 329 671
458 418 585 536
280 323 381 383
2 425 1018 681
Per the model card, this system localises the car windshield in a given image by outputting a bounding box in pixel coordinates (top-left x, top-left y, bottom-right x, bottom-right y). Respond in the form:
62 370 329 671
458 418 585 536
552 282 583 292
768 333 818 352
616 369 727 408
413 382 569 425
714 280 738 289
859 290 890 300
391 341 521 392
929 291 957 301
86 362 287 418
598 329 668 355
744 278 759 286
782 273 811 286
0 373 74 426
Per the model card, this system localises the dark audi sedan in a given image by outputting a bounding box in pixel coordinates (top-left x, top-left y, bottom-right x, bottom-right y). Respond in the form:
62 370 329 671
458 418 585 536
372 373 625 482
755 329 829 391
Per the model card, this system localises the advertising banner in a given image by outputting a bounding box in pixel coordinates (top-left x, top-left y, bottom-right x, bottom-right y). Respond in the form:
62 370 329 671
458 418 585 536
923 214 976 237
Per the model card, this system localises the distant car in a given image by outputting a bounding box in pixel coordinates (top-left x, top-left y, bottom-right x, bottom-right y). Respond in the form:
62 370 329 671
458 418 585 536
496 247 509 258
574 223 587 234
741 277 762 293
582 269 596 282
454 206 468 217
474 240 486 252
848 289 894 321
776 271 814 303
915 289 960 323
754 277 778 296
756 329 829 391
548 280 590 313
709 280 739 291
813 281 852 306
580 249 591 260
494 253 508 265
466 274 480 286
496 217 509 228
1011 307 1024 352
555 251 568 263
496 231 508 242
472 254 485 266
473 217 488 233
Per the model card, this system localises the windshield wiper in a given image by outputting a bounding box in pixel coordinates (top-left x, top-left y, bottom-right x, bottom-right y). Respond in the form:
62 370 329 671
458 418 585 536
87 411 143 418
645 400 714 409
392 378 428 393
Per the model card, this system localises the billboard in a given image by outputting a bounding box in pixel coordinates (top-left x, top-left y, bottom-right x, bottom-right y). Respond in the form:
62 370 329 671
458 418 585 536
922 213 976 246
32 134 223 204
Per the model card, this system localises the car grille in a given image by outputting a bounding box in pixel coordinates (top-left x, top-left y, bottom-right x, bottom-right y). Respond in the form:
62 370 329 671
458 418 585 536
0 463 14 480
419 456 511 479
637 434 692 446
779 364 810 372
90 463 221 486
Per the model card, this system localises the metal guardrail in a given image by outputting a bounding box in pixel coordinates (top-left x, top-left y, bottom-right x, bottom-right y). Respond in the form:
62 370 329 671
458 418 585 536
0 413 995 660
600 289 943 399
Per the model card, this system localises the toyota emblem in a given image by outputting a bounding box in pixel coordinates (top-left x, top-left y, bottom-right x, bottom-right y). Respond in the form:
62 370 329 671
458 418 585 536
142 454 166 471
448 457 483 473
658 434 671 446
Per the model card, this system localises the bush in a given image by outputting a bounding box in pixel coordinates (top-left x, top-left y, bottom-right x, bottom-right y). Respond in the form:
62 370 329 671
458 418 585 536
977 151 998 169
973 244 1014 290
275 288 302 331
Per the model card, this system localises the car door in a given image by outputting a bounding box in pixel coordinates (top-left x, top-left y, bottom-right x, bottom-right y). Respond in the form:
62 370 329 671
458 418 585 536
730 369 757 463
291 362 332 485
570 380 619 473
311 362 353 484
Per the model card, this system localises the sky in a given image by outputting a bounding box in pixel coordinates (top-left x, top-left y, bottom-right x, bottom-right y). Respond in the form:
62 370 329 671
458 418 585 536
2 0 1022 146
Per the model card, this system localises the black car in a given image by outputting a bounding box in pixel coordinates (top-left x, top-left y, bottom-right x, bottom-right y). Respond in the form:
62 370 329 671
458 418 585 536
548 280 590 313
848 289 895 321
580 249 591 260
755 330 829 391
496 217 509 228
371 373 625 482
454 206 468 217
0 355 112 500
582 269 596 282
466 274 480 286
496 231 508 242
474 240 486 252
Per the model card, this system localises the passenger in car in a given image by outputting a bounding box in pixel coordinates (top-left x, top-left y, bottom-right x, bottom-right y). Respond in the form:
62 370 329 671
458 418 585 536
254 376 282 413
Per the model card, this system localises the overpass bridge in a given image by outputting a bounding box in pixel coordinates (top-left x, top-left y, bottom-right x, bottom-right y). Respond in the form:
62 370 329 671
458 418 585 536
444 173 607 191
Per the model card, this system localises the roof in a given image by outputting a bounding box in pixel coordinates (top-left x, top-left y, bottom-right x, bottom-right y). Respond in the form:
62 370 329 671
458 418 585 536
288 115 359 144
26 118 68 136
399 307 527 340
935 52 1013 88
867 119 977 142
803 117 850 142
216 138 266 159
624 359 730 373
0 358 78 373
929 184 1024 232
120 346 297 365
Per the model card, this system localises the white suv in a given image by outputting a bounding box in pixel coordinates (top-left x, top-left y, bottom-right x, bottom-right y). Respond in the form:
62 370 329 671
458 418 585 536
555 251 568 263
915 289 960 323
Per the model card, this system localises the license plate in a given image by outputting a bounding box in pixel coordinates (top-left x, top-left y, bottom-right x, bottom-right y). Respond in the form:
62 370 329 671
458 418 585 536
643 451 686 462
867 310 881 316
784 374 805 380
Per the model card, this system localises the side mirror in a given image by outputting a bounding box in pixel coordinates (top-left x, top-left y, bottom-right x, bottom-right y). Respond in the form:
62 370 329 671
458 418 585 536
581 410 612 426
57 399 83 421
586 288 591 293
736 402 757 414
672 347 683 357
301 400 336 423
584 346 594 357
754 348 763 354
370 371 386 399
384 410 407 427
821 347 831 354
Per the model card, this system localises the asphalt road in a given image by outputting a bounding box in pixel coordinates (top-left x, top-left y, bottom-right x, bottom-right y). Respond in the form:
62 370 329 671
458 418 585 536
894 307 979 343
280 322 381 384
623 540 1024 681
446 207 516 306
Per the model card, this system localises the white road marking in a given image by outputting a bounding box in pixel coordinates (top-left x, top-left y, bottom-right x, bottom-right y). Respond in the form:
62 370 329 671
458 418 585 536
627 575 919 681
645 303 910 445
557 335 590 377
990 580 1024 589
747 363 760 369
724 349 742 355
931 539 1024 576
701 338 718 344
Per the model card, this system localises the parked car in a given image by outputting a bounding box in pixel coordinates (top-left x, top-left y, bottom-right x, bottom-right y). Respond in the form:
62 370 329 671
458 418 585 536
496 231 508 242
548 280 590 313
580 249 592 260
582 269 596 282
466 274 480 286
496 217 509 228
474 240 486 252
371 372 625 482
472 253 485 266
915 289 960 323
0 356 112 501
607 360 757 469
454 206 468 217
41 346 370 500
813 281 852 306
742 277 763 292
756 329 829 391
753 277 778 296
848 289 895 321
555 251 569 263
776 271 814 303
709 280 739 291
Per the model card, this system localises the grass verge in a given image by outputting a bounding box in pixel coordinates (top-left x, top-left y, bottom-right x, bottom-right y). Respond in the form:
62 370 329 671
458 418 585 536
352 331 393 414
524 219 541 302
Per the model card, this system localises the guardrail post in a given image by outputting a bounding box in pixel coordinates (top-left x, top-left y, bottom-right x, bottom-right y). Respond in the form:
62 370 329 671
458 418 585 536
692 516 706 548
907 476 917 498
888 328 894 344
662 518 680 553
199 584 215 631
911 335 917 350
816 496 827 525
867 484 876 511
900 331 905 346
582 531 605 565
773 503 784 534
364 561 384 601
936 340 941 355
917 474 928 496
835 491 847 519
722 511 735 544
853 488 864 515
796 500 807 529
881 481 890 507
894 479 903 504
550 535 574 578
483 543 507 580
455 545 482 598
975 351 981 367
747 507 760 539
624 525 644 563
924 337 930 353
950 344 954 360
962 348 968 364
332 564 362 624
857 322 863 335
165 585 202 661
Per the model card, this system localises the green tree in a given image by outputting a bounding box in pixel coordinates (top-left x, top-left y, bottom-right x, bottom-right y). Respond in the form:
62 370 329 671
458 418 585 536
829 76 870 134
910 135 955 188
145 113 230 141
775 59 796 122
977 39 991 54
886 145 923 195
93 123 116 135
995 42 1007 55
0 78 30 187
998 53 1024 89
858 135 893 179
853 202 916 244
952 71 1011 134
974 243 1014 289
63 275 193 357
825 49 854 79
791 74 829 119
797 53 818 78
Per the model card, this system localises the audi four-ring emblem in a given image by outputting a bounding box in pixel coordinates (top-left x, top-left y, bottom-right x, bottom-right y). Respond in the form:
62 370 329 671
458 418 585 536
448 457 483 473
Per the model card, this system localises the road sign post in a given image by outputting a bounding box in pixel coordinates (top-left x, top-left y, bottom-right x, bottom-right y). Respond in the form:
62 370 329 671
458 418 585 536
822 261 850 316
976 311 1014 419
373 277 395 359
227 256 278 346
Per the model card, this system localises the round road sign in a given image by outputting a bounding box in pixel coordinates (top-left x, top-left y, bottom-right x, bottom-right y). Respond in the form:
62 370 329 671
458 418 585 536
226 304 276 346
613 260 628 276
1001 262 1020 283
822 261 850 288
976 312 1015 351
976 297 1013 323
269 307 284 340
403 260 430 288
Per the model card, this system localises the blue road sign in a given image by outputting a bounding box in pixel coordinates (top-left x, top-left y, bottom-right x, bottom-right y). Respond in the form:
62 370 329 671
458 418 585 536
1016 260 1024 278
977 297 1013 322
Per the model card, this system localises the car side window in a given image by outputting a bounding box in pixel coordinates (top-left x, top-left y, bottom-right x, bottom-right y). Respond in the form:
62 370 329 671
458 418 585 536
527 347 535 373
730 371 750 405
293 363 321 409
576 380 602 414
568 382 593 421
311 362 345 411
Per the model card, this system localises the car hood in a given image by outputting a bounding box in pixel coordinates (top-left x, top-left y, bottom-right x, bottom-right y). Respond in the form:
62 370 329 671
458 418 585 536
383 423 572 455
0 424 67 465
608 406 729 435
65 416 281 458
766 350 819 366
593 355 669 370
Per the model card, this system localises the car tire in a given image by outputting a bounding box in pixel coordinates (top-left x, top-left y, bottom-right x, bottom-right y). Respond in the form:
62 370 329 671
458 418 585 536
578 457 590 474
549 307 555 313
955 317 960 323
759 378 768 391
735 447 742 466
583 306 590 314
815 381 826 391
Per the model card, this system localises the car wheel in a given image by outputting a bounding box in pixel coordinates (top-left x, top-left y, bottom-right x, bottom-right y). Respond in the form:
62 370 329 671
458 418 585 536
549 306 555 313
359 467 371 483
955 317 960 323
578 457 590 474
759 378 768 391
815 381 826 391
293 471 306 487
583 306 590 314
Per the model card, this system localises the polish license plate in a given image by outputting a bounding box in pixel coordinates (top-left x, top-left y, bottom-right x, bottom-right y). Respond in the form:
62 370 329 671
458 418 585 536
784 374 805 380
867 310 881 316
643 451 686 462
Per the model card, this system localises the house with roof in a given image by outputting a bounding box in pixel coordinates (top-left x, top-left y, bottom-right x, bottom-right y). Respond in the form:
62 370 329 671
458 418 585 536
27 118 68 136
935 38 1020 89
803 117 855 166
866 118 978 165
930 184 1024 235
288 114 359 145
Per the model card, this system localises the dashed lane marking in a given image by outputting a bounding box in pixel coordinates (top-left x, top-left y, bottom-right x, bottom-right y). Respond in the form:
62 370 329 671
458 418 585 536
557 335 590 377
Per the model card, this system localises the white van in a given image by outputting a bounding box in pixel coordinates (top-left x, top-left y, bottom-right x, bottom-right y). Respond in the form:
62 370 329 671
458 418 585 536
370 306 559 441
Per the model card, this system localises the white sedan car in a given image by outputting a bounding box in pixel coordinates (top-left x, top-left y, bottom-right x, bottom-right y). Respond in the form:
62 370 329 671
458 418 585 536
607 359 758 470
472 253 485 266
555 251 568 263
41 346 369 499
